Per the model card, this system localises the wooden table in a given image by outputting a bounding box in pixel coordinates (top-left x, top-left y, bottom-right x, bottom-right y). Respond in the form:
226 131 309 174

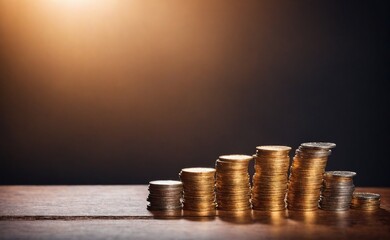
0 186 389 239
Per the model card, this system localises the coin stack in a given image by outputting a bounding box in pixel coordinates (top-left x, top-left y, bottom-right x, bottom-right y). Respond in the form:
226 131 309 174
252 146 291 211
215 154 252 211
287 142 336 211
351 192 381 211
147 180 183 210
319 171 356 211
179 167 216 212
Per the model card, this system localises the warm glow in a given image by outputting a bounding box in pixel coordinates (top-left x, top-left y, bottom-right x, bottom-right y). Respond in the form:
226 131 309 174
0 0 270 183
45 0 111 10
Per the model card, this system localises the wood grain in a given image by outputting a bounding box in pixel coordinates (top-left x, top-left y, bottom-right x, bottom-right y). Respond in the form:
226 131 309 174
0 186 389 239
0 185 150 217
1 215 389 240
0 186 389 217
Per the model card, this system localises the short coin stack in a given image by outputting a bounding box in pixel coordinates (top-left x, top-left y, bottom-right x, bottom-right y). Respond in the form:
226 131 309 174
215 154 252 211
147 180 183 211
287 142 336 211
351 192 381 211
319 171 356 211
179 167 216 212
252 146 291 211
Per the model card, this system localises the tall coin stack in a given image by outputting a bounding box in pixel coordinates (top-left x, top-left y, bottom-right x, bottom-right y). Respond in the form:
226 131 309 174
319 171 356 211
179 167 216 213
252 146 291 211
287 142 336 211
351 192 381 211
215 154 252 211
147 180 183 211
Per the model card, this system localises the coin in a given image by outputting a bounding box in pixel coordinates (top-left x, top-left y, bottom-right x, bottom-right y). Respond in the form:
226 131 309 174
287 142 336 211
300 142 336 149
215 154 252 211
149 180 182 186
252 145 291 211
324 171 357 178
351 192 381 211
218 154 253 162
181 167 216 175
319 171 356 211
179 167 216 213
147 180 183 211
352 192 380 199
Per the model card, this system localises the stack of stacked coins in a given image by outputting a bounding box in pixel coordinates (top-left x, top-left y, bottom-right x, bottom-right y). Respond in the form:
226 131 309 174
319 171 356 211
252 146 291 211
179 167 216 213
287 142 336 211
351 192 381 211
147 180 183 211
215 154 253 211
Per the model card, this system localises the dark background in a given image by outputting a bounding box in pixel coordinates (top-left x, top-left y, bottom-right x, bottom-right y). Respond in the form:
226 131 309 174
1 0 389 186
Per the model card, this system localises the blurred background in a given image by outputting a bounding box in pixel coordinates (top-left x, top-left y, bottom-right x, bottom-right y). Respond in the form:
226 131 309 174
0 0 389 186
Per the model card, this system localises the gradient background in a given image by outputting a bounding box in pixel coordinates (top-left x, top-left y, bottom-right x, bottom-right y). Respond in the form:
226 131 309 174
1 0 389 186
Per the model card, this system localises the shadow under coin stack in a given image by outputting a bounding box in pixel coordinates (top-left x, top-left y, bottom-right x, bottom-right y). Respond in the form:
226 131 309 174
287 142 336 211
179 167 216 213
252 146 291 211
147 180 183 211
319 171 356 211
351 192 381 211
215 155 252 211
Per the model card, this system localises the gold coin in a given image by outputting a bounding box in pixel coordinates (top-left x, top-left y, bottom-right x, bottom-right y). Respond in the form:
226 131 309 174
252 145 291 211
287 143 335 211
180 167 216 212
215 154 252 211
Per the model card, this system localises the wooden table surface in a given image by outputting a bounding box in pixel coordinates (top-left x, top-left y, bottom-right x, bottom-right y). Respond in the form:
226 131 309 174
0 186 389 239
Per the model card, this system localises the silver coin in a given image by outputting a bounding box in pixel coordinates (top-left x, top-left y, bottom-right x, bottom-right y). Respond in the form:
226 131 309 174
353 192 381 200
295 149 331 157
301 142 336 149
149 180 182 186
324 171 356 178
321 186 355 191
